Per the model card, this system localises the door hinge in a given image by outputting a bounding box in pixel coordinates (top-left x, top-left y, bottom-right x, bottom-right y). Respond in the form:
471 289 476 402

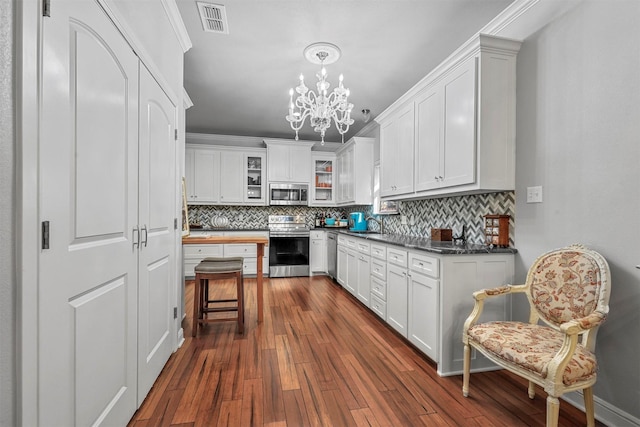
43 0 51 17
174 129 178 141
42 221 50 249
174 218 178 230
173 307 178 319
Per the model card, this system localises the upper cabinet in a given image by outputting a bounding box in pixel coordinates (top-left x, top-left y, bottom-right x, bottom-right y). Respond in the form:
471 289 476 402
310 152 336 206
264 139 314 184
335 137 375 205
376 34 521 199
380 102 415 197
185 144 267 205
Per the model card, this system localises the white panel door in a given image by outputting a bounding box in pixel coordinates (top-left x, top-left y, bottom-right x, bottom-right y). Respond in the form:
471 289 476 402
137 64 176 404
415 86 443 191
442 58 477 188
219 150 244 203
39 1 139 425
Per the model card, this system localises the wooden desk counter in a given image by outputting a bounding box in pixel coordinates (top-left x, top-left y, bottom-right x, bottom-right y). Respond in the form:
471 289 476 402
182 235 268 322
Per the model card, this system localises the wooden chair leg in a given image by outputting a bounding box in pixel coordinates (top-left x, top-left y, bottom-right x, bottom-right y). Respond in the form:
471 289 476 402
584 387 595 427
462 343 470 397
546 395 560 427
236 271 244 334
192 275 201 337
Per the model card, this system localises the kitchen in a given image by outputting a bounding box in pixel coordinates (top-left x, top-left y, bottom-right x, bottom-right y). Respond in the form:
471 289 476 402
4 1 640 426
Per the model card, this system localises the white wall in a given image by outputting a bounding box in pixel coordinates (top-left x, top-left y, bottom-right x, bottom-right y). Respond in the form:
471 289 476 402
514 0 640 422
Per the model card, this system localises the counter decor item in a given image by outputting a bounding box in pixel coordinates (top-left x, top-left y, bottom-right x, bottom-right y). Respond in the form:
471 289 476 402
431 228 453 241
325 218 336 226
484 214 510 247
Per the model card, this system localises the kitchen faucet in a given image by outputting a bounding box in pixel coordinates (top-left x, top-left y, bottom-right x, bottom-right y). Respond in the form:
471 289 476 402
365 216 384 234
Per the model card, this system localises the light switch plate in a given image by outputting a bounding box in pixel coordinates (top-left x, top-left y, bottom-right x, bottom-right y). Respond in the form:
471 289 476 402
527 186 543 203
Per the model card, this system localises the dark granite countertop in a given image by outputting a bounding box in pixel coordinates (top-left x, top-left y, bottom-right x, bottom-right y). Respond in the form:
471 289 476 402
336 230 517 255
189 227 270 232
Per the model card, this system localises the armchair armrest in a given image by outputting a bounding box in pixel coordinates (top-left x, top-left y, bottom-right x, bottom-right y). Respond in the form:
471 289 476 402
560 311 608 335
472 284 526 301
546 310 608 390
464 284 524 336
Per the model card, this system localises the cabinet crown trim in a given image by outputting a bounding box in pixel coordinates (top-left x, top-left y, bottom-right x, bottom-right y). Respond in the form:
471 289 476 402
375 34 521 124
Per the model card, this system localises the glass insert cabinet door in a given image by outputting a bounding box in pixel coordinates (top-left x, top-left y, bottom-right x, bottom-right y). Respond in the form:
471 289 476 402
246 154 265 204
313 158 333 204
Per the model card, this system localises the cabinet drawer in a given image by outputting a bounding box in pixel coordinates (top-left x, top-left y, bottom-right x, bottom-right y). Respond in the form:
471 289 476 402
371 276 387 300
370 294 386 319
337 235 348 246
370 258 387 281
346 238 357 249
310 230 325 240
183 244 223 258
387 248 408 267
223 244 257 257
409 252 439 278
356 240 370 255
370 243 387 260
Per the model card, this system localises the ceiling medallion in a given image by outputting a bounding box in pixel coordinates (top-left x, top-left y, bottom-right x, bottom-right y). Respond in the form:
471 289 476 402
286 42 354 144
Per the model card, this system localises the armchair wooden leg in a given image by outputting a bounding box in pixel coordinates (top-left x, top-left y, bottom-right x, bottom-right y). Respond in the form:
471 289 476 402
462 343 470 397
584 387 595 427
546 395 560 427
528 381 536 399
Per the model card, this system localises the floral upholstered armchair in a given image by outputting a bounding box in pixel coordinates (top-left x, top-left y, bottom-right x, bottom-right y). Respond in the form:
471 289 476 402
462 244 611 427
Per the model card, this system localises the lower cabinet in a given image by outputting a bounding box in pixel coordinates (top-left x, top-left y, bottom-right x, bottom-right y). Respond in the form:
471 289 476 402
386 263 409 337
337 233 514 377
345 249 358 296
408 270 438 361
336 242 348 286
183 230 269 277
310 230 327 274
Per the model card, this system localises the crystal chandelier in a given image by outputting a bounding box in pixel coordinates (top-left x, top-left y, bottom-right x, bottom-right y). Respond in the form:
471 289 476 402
286 43 354 144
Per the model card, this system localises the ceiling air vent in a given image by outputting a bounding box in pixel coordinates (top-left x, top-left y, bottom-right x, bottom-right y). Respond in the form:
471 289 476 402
197 2 229 34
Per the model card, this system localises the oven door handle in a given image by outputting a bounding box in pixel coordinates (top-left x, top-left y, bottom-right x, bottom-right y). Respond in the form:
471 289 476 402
269 232 310 238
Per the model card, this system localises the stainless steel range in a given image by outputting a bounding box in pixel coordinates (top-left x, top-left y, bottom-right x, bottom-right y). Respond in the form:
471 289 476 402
268 215 310 277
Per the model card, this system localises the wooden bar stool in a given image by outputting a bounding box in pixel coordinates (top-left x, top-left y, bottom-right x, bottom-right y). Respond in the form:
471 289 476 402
192 257 244 336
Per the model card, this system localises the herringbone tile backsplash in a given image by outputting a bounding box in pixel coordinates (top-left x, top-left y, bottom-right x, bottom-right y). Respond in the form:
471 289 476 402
188 191 515 246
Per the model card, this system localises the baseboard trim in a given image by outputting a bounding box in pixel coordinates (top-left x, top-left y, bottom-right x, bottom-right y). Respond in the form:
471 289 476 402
563 390 640 427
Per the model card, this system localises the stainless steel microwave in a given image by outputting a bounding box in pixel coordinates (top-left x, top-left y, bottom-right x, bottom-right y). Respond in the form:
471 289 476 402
269 183 308 206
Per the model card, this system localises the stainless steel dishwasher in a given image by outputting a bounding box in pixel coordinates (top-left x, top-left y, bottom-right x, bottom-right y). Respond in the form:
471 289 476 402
327 231 337 280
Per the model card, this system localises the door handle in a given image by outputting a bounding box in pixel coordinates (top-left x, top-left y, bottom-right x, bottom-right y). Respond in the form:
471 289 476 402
141 225 148 247
133 226 140 248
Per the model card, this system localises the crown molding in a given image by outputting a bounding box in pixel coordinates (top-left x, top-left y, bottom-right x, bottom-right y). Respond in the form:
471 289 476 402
160 0 192 53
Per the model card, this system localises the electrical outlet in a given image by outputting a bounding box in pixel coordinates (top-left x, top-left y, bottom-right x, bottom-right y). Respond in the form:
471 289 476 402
409 215 415 226
526 186 543 203
401 215 408 225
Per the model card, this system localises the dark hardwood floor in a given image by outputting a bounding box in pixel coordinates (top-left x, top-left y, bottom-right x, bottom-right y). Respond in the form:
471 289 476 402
128 275 604 426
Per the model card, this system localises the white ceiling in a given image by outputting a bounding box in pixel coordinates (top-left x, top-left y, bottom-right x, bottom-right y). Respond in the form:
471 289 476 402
177 0 516 143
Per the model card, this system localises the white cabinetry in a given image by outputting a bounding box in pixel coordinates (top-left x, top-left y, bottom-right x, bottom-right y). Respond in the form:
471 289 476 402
337 235 370 306
185 145 267 205
264 139 314 183
380 103 415 197
334 233 514 376
335 137 375 205
336 240 348 287
185 147 219 203
310 152 336 206
377 34 521 199
386 247 409 337
219 150 244 203
183 230 269 277
310 230 327 274
407 252 439 361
